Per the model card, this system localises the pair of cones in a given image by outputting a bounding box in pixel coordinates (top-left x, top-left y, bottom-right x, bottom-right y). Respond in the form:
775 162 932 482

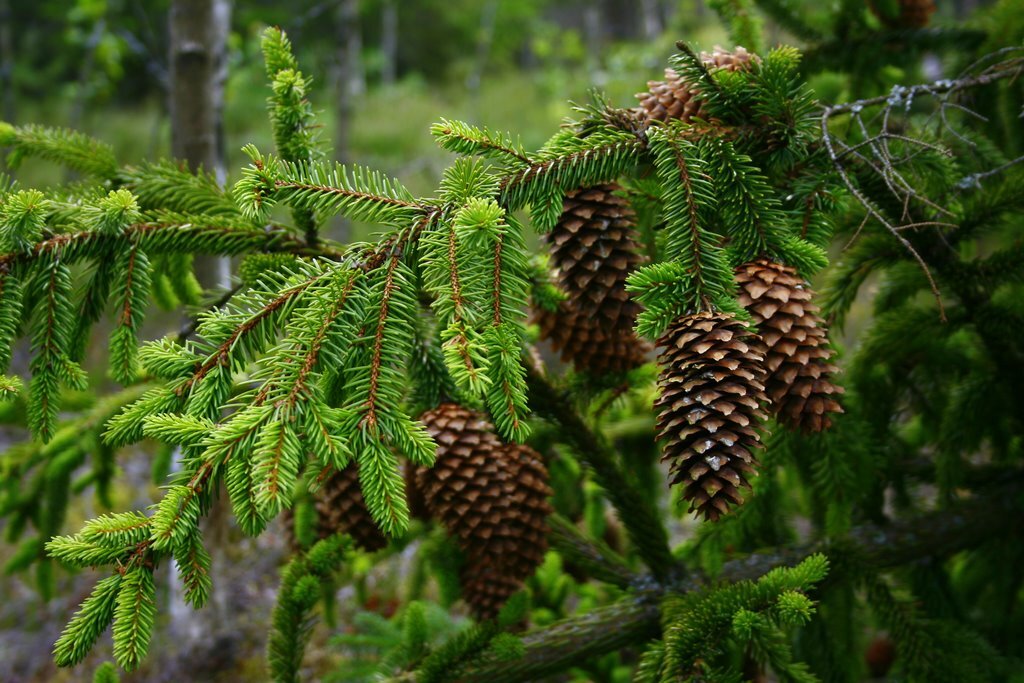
290 404 552 621
655 261 844 522
535 47 761 376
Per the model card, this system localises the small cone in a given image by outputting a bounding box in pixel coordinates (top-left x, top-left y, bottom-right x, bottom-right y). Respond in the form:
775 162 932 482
735 259 844 432
635 46 758 125
417 403 553 619
535 183 649 373
655 312 769 521
314 463 388 552
869 0 936 28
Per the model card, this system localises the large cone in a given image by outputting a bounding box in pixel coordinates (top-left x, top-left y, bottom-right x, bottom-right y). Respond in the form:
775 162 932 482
655 312 769 521
417 403 553 619
535 183 649 374
636 46 758 125
735 259 844 432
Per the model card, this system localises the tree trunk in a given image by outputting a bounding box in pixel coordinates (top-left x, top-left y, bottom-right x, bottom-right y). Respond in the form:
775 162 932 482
169 0 228 180
639 0 663 40
380 0 397 86
583 4 603 80
333 0 363 242
169 0 231 286
0 0 14 126
334 0 363 167
166 0 234 660
466 0 499 104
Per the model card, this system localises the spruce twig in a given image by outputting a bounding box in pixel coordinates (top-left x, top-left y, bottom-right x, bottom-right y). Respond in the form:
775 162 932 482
525 365 677 582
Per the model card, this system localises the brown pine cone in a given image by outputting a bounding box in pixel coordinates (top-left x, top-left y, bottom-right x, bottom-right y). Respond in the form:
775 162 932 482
869 0 936 28
735 259 844 432
417 403 553 619
655 312 769 521
534 183 649 374
635 46 758 125
314 463 388 552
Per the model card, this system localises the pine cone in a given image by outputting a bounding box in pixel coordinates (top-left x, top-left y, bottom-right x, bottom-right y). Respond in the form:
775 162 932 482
314 463 388 552
417 403 553 619
655 312 769 521
534 183 649 374
635 46 758 125
735 259 844 432
869 0 936 28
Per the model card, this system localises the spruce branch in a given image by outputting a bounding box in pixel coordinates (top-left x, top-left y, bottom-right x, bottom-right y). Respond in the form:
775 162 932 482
546 513 637 588
417 481 1024 682
0 123 118 180
118 161 242 218
498 130 643 212
432 118 532 166
0 220 311 271
525 365 676 582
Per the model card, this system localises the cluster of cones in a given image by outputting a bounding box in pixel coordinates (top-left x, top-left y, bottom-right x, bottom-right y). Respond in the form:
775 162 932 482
289 403 552 621
535 47 843 522
293 47 851 621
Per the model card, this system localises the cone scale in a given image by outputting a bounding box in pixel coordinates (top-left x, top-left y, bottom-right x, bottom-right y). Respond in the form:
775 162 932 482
635 46 758 125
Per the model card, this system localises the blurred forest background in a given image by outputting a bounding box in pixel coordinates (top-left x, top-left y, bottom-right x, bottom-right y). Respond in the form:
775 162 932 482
0 0 1016 681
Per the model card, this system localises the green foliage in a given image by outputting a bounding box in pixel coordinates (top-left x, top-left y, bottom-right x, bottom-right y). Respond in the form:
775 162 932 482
92 662 120 683
268 534 351 683
0 17 1020 683
0 123 118 180
654 555 828 680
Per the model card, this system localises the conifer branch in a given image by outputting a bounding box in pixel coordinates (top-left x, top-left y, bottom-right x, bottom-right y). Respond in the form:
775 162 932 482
424 482 1024 682
363 253 401 432
432 118 532 165
0 221 310 269
525 366 677 581
546 514 637 588
183 271 324 392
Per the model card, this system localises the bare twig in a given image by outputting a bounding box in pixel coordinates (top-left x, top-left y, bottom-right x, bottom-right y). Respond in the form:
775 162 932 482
820 49 1024 321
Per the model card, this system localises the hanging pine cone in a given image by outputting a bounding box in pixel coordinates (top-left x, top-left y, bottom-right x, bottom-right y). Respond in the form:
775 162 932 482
635 46 758 125
417 403 553 619
735 259 844 432
313 463 389 552
655 312 769 521
534 183 649 374
869 0 936 28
